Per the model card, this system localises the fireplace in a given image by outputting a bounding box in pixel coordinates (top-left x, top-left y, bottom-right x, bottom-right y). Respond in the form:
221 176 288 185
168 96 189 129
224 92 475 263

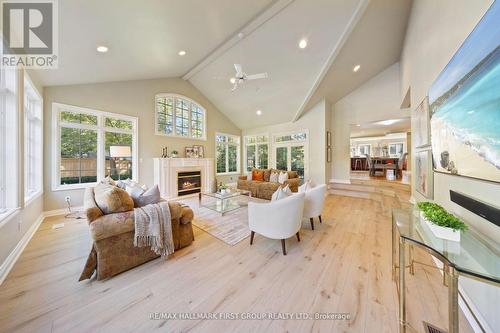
177 171 201 196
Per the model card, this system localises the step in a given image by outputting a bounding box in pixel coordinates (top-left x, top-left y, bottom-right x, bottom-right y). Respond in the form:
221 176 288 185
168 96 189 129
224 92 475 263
329 182 398 197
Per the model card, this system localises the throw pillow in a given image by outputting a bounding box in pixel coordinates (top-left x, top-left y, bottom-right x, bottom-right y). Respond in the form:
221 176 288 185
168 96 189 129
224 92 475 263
271 186 291 201
126 184 145 197
116 180 126 189
132 185 161 208
269 171 279 183
278 171 289 184
252 170 265 181
94 183 134 214
101 176 116 186
298 180 313 193
282 184 292 195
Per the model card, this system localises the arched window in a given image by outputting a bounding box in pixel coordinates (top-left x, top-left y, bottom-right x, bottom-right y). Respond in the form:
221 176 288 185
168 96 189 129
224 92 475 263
155 94 206 140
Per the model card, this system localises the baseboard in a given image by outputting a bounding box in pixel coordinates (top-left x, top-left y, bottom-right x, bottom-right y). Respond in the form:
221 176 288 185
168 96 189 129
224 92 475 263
330 178 351 184
0 213 45 285
0 205 83 286
43 206 83 217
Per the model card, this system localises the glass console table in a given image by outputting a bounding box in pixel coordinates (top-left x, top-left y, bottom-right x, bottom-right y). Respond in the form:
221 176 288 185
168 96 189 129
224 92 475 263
392 208 500 333
198 189 251 216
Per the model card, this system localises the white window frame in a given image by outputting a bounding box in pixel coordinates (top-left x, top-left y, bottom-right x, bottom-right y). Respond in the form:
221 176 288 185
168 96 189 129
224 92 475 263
52 103 138 191
358 144 371 156
271 129 309 179
215 132 240 175
0 67 19 222
243 134 269 172
24 72 43 205
388 142 405 157
154 93 207 141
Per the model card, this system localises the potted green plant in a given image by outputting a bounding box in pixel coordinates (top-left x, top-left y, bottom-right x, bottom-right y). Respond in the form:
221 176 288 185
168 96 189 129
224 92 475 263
417 202 467 242
218 182 228 194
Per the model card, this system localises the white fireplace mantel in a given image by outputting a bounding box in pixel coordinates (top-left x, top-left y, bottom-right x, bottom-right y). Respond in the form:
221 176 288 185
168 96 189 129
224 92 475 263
153 158 215 199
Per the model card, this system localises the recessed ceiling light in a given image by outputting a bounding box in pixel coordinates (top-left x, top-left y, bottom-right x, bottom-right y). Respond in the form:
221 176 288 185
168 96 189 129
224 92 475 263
178 50 186 56
298 39 308 49
353 65 361 72
96 46 108 53
467 110 475 114
230 77 236 84
256 110 262 116
356 124 361 127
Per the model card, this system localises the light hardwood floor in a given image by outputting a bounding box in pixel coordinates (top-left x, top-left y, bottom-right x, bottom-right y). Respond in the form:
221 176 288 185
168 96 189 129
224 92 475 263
0 194 473 333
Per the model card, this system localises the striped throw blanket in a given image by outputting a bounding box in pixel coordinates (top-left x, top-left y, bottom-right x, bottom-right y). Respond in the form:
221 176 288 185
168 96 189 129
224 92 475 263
134 201 174 257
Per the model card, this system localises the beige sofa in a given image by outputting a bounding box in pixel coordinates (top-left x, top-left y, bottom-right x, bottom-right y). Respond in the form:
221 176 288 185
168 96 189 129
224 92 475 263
237 169 300 200
79 187 194 281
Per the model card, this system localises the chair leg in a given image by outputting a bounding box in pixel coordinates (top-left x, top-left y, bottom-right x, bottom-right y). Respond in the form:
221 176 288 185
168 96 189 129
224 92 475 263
319 215 322 223
310 217 314 230
250 231 255 245
281 239 286 255
296 232 300 242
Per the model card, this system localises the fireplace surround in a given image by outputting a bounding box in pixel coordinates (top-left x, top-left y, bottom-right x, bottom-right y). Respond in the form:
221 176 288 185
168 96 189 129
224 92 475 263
154 158 215 199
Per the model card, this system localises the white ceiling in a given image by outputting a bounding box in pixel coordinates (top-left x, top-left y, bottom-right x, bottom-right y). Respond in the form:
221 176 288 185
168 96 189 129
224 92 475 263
188 0 366 129
303 0 412 111
31 0 413 131
350 117 411 138
30 0 274 86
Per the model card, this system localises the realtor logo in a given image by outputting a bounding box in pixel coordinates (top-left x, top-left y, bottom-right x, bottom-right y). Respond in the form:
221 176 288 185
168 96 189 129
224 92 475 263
1 0 58 68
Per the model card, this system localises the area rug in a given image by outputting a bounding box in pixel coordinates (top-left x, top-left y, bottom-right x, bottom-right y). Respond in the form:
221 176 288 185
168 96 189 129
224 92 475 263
176 195 265 246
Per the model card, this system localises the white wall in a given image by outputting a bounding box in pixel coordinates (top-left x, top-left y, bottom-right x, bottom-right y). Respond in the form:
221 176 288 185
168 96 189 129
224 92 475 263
331 63 406 182
43 78 241 211
242 99 328 184
401 0 499 331
0 69 45 276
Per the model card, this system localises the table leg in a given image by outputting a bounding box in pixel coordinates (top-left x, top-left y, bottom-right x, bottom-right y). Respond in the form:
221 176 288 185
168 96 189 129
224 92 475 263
399 237 406 333
448 265 459 333
392 220 396 281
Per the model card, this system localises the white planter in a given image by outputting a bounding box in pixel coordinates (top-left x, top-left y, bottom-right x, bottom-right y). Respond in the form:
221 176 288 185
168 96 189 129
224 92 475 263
420 211 461 242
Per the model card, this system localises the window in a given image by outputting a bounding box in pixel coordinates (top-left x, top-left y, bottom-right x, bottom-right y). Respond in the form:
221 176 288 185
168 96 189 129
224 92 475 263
388 143 404 157
0 68 19 217
244 135 268 171
24 75 43 204
53 103 138 190
155 94 206 139
358 144 371 156
272 130 308 179
216 133 240 174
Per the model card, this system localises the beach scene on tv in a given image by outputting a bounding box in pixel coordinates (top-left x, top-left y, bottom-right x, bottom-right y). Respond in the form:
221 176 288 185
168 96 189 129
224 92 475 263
428 1 500 183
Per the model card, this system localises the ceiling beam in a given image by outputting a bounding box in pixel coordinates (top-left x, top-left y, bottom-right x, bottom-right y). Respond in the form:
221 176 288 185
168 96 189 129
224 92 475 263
182 0 294 80
291 0 370 122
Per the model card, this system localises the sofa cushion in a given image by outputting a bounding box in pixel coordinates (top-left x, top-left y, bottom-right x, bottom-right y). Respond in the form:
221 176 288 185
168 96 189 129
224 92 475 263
94 183 134 214
132 185 161 208
252 170 265 181
88 200 189 241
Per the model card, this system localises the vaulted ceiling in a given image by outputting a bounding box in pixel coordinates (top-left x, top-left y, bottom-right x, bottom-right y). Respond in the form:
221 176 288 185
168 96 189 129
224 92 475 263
31 0 413 130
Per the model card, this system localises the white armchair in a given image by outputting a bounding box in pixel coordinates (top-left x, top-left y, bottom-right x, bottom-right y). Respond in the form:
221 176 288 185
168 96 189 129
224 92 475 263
303 184 327 230
248 192 305 255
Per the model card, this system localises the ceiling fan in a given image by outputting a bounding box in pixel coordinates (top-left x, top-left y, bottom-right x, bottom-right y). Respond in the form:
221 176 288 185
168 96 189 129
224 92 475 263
230 64 268 91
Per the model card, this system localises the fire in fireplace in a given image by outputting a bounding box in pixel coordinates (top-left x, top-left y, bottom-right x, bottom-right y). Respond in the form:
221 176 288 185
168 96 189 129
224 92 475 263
177 171 201 196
